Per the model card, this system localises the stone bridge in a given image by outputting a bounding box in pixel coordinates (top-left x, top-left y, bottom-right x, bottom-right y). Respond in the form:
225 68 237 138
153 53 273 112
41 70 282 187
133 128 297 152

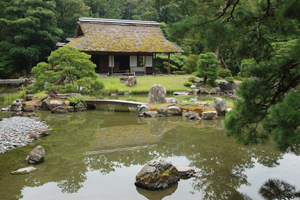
85 99 147 108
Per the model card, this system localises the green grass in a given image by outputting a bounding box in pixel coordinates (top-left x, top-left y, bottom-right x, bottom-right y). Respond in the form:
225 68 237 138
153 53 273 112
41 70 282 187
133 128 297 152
99 76 193 94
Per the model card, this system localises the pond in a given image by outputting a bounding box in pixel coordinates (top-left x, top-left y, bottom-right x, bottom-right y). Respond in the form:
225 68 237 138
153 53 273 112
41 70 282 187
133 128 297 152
0 88 300 200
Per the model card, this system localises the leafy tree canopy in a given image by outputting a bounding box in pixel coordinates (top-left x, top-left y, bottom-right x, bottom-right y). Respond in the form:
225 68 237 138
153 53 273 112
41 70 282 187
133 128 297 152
30 46 104 93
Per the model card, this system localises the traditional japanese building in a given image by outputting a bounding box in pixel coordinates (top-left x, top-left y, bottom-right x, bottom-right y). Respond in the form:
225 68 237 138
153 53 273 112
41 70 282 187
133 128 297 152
67 17 183 75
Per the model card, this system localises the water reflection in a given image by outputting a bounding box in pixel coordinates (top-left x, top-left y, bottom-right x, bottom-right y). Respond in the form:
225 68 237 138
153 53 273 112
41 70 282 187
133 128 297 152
136 184 178 200
0 109 297 200
259 179 300 200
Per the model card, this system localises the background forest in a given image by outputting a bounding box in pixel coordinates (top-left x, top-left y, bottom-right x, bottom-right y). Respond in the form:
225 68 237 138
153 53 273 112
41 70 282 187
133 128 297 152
2 0 290 79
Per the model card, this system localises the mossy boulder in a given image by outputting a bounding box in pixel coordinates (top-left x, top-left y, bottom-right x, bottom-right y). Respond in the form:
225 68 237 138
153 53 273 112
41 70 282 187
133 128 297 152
135 159 179 190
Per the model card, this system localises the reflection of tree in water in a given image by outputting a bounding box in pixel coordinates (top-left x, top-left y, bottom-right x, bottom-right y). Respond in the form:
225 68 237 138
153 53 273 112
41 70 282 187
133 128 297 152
259 179 300 200
0 111 288 198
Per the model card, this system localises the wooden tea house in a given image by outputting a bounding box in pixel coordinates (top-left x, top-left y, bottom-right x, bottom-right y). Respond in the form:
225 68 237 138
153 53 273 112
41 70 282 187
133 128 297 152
67 17 184 76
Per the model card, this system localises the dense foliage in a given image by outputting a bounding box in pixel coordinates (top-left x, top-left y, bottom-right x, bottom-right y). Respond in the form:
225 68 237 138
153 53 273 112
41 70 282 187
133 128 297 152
196 52 220 86
30 46 104 93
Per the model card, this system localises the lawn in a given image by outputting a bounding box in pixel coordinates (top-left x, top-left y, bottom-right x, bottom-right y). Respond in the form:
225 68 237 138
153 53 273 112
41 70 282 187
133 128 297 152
99 75 198 94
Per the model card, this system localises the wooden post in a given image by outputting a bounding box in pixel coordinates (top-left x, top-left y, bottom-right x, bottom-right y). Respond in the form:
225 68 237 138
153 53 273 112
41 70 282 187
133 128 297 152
168 53 170 75
111 55 113 77
144 55 146 76
154 53 156 75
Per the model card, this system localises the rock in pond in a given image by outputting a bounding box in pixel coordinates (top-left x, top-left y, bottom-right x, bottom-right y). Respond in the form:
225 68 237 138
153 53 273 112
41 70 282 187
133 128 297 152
144 111 159 118
176 166 197 179
10 99 22 111
26 146 45 164
201 111 218 120
182 111 201 120
212 97 227 116
11 166 37 175
146 84 166 104
136 105 149 117
168 106 181 116
51 106 68 114
135 159 179 190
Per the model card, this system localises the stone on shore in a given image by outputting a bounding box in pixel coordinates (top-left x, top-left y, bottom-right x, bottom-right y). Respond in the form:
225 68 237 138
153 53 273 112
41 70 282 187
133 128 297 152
135 159 179 190
35 127 50 136
146 85 166 104
8 111 25 118
168 106 181 116
144 111 159 118
26 146 45 164
165 98 179 104
182 111 201 120
201 111 218 120
10 99 22 111
212 97 227 116
51 106 68 114
23 105 35 112
27 131 39 140
136 105 149 117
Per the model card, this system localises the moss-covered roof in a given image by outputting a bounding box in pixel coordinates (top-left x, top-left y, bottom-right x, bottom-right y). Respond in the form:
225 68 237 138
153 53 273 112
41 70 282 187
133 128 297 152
67 18 184 53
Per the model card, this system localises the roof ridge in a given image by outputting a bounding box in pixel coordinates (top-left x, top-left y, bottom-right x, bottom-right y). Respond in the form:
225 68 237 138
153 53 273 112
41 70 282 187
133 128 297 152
79 17 159 26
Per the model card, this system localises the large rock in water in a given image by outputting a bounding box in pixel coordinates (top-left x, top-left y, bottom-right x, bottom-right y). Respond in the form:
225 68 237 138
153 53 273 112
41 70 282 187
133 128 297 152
135 159 179 190
212 97 227 116
10 99 22 111
146 84 166 104
26 146 45 164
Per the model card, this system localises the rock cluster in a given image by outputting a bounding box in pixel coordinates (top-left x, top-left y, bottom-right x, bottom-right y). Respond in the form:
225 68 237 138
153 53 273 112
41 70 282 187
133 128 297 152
0 116 50 154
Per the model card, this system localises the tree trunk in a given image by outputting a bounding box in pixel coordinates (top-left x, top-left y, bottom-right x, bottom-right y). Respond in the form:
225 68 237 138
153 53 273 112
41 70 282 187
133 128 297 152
221 55 230 73
53 75 65 86
204 75 207 84
232 51 244 78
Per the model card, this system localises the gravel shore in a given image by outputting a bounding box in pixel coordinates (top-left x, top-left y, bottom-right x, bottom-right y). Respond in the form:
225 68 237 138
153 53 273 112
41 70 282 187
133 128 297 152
0 116 49 154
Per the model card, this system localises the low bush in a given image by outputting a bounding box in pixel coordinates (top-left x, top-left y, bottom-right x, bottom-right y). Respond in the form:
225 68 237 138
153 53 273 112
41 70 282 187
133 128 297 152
233 76 244 81
218 68 232 78
188 76 197 83
68 96 86 109
184 82 192 87
225 77 234 82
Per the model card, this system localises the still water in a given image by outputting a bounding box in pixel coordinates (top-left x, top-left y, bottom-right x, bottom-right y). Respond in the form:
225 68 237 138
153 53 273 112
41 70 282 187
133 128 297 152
0 91 300 200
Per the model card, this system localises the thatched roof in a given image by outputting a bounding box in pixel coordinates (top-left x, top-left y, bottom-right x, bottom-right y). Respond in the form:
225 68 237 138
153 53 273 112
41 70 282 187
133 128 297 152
67 18 184 53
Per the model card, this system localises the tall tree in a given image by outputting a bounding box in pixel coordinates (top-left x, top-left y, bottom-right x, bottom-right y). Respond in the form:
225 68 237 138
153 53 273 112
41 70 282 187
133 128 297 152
170 0 300 151
0 0 62 73
55 0 90 40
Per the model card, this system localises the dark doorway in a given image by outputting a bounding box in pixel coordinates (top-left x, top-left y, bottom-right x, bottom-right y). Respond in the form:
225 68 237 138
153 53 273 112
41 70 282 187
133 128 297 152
114 55 129 72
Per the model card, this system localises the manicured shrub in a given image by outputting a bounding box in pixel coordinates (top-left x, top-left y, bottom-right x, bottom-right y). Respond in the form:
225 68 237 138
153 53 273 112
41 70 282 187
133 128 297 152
218 68 232 78
188 76 197 83
184 82 192 87
225 77 234 82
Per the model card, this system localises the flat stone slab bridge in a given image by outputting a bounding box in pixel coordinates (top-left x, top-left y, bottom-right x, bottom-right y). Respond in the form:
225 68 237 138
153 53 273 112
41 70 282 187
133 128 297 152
85 99 147 107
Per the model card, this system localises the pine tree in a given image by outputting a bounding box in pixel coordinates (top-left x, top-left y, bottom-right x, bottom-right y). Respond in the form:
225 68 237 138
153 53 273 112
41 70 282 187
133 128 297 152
0 0 62 72
30 46 104 93
197 52 220 86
